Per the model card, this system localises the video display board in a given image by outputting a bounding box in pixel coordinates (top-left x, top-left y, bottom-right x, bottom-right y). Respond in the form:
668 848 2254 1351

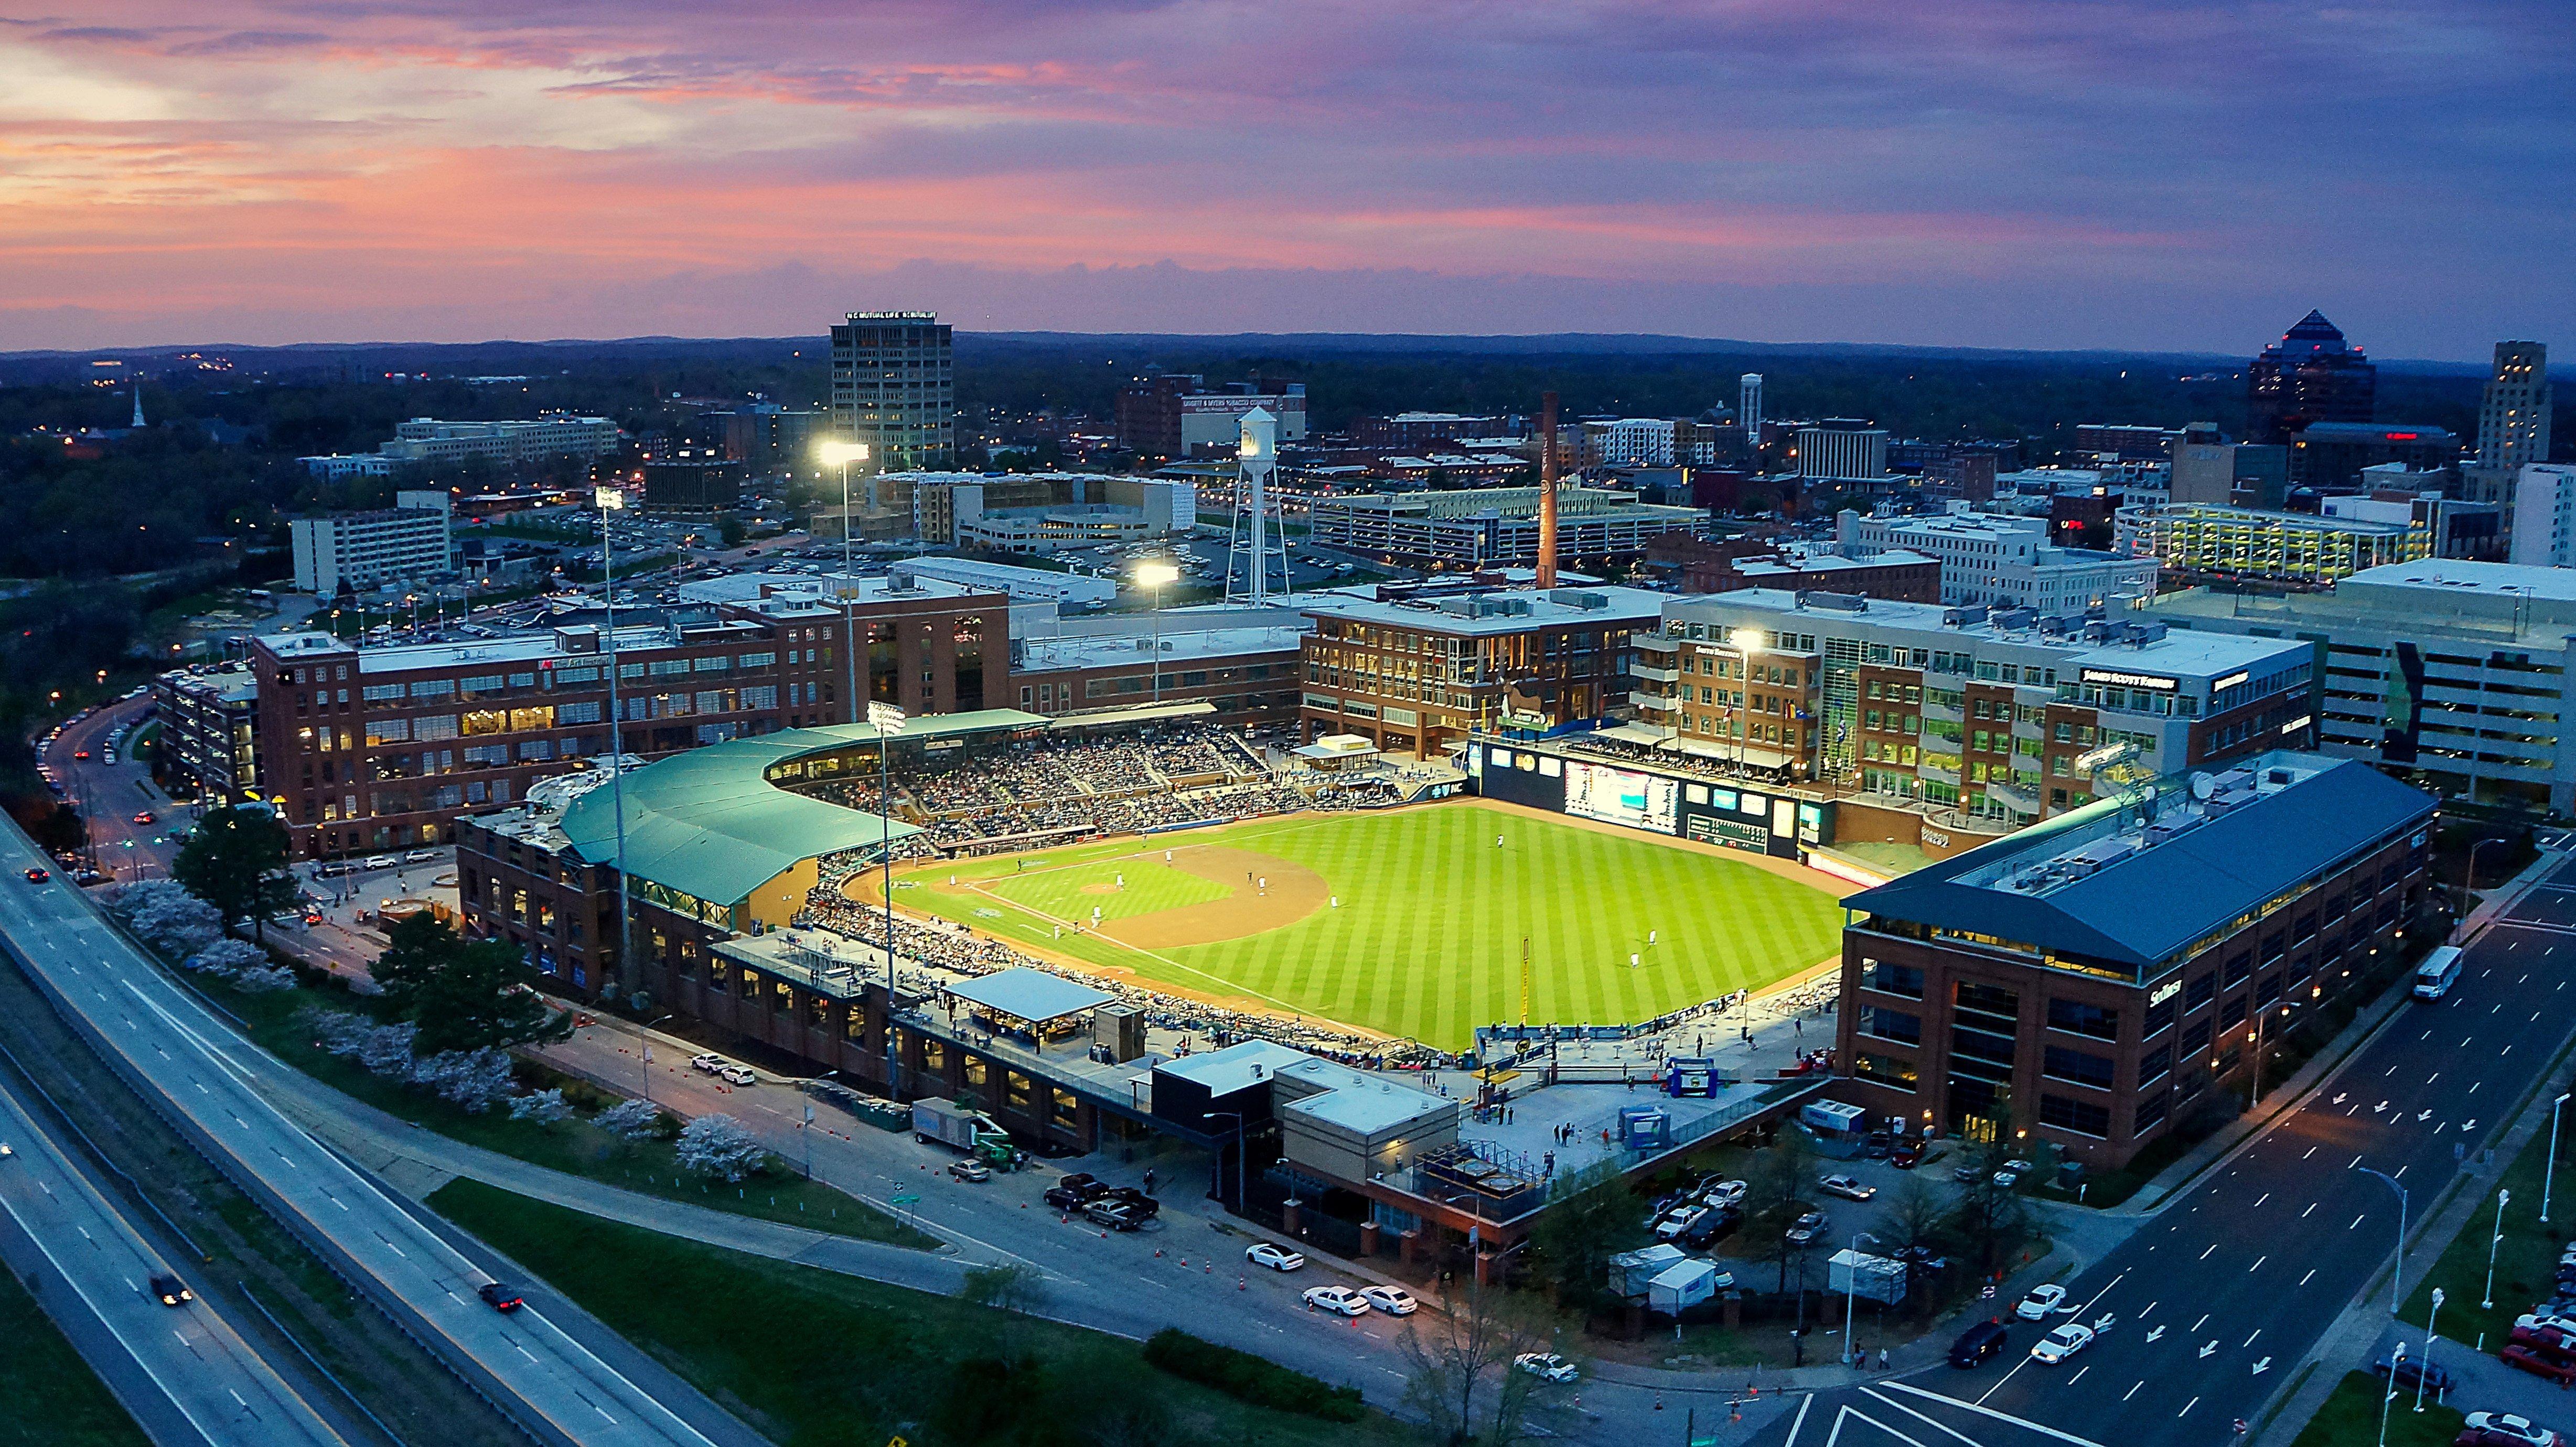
1563 760 1679 832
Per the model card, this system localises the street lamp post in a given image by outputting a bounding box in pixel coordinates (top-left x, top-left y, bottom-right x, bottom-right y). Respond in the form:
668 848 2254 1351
2483 1187 2511 1309
2548 1093 2571 1225
2463 837 2506 926
867 700 906 1097
1843 1230 1880 1366
2250 1000 2300 1104
2416 1288 2445 1413
641 1012 674 1104
1203 1110 1246 1208
2378 1342 2406 1447
2358 1167 2410 1314
596 484 636 1004
1134 562 1180 701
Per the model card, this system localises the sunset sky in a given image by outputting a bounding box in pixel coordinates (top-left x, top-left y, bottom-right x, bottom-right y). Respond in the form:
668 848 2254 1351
5 1 2571 356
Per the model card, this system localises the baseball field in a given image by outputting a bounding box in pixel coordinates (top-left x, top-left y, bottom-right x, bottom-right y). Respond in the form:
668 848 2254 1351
878 802 1846 1049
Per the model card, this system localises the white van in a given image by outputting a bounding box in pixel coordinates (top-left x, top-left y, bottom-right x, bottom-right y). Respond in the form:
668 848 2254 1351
2412 946 2465 1001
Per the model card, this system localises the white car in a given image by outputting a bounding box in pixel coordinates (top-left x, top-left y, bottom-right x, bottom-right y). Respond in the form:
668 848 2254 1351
1361 1286 1418 1315
362 854 398 870
1700 1178 1749 1208
1246 1243 1306 1272
689 1053 725 1074
2520 1311 2576 1336
1303 1286 1370 1316
2015 1284 2073 1320
1654 1206 1709 1243
1818 1173 1877 1202
2030 1323 2094 1364
718 1065 756 1087
2463 1413 2565 1447
1515 1352 1580 1384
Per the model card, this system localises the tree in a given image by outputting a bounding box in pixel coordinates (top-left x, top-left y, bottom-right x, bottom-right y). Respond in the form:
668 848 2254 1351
1746 1126 1818 1293
717 514 747 547
594 1098 665 1141
509 1088 572 1126
1527 1162 1632 1314
370 913 573 1054
960 1261 1050 1361
1397 1280 1556 1447
171 804 296 941
674 1114 766 1183
113 879 223 959
1950 1110 2034 1278
1873 1172 1953 1314
184 937 269 977
407 1049 518 1113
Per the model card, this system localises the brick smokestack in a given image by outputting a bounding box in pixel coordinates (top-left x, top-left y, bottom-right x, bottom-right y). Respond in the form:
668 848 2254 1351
1536 391 1559 589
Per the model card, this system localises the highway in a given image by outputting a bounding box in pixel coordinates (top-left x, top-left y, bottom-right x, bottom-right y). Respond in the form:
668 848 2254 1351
1749 856 2576 1447
0 827 727 1447
0 1071 350 1447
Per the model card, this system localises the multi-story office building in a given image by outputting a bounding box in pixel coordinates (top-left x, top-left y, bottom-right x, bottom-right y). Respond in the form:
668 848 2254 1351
2073 425 2179 461
1835 751 2434 1168
2115 502 2431 587
1795 420 1890 484
1296 584 1667 759
710 404 825 471
2249 310 2376 445
2511 465 2576 567
2142 559 2576 813
1640 534 1941 601
2288 422 2460 491
642 456 746 515
150 663 262 801
1008 619 1307 727
1116 376 1308 459
1635 590 2315 822
298 416 620 478
248 573 1006 856
830 311 953 470
289 490 455 596
1350 413 1514 451
2478 341 2552 471
1584 418 1724 468
1836 507 2159 613
1306 486 1705 570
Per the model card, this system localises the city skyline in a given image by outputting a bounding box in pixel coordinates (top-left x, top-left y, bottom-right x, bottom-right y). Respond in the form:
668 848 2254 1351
4 0 2571 358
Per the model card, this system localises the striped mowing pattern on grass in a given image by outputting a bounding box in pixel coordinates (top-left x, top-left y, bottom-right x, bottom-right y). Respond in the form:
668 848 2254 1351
906 805 1845 1049
986 858 1231 924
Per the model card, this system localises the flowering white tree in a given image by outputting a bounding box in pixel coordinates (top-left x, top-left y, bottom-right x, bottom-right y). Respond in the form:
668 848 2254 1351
354 1023 420 1078
594 1098 666 1141
184 938 269 977
114 881 222 959
674 1114 766 1183
232 961 297 993
508 1088 571 1126
407 1049 517 1113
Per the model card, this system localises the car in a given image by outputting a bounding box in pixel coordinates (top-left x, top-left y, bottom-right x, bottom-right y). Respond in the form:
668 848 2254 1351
689 1052 725 1074
1361 1286 1419 1315
2015 1284 2073 1320
2513 1324 2576 1358
1950 1319 2010 1368
1864 1131 1893 1159
477 1281 524 1312
1894 1245 1951 1272
1654 1205 1709 1243
22 868 47 883
362 854 398 870
1303 1286 1370 1316
718 1065 756 1086
2462 1412 2568 1447
1784 1211 1829 1246
1044 1179 1109 1210
131 811 156 826
1680 1208 1742 1251
1952 1163 1986 1184
2523 1312 2576 1337
2503 1346 2576 1386
2371 1354 2457 1397
1698 1177 1749 1208
1097 1186 1160 1218
1892 1140 1925 1170
1246 1243 1306 1272
1515 1353 1580 1384
1083 1200 1141 1231
1818 1173 1877 1202
2030 1323 2095 1364
72 750 89 761
2464 1431 2571 1447
947 1160 991 1182
148 1273 193 1306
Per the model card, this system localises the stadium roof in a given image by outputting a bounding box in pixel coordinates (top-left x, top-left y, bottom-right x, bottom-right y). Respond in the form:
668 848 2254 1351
552 710 1050 905
1842 753 2435 975
947 968 1114 1023
1153 1040 1313 1096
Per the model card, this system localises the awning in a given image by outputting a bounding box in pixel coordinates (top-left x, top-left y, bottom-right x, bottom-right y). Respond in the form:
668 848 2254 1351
946 967 1115 1024
1591 722 1673 746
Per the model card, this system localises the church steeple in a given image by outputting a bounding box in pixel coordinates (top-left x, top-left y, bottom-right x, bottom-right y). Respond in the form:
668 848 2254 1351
131 384 144 429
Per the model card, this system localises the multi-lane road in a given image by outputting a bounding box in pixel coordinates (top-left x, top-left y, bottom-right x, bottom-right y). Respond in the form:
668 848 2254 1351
0 825 729 1447
0 1070 351 1446
1752 856 2576 1447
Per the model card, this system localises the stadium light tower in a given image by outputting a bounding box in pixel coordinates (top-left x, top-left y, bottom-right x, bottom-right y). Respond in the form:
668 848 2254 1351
1135 561 1180 700
817 440 870 725
594 484 635 1001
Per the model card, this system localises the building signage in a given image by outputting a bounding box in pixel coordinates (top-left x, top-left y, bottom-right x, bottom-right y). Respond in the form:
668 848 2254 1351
2079 667 2178 692
2213 670 2251 692
2149 979 2181 1007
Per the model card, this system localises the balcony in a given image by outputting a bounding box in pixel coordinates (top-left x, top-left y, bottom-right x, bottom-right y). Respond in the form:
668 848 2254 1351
1632 691 1681 716
1631 663 1682 684
1634 632 1681 657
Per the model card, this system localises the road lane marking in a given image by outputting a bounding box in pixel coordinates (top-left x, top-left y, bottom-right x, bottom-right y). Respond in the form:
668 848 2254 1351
2200 1244 2217 1260
2300 1269 2317 1286
2191 1313 2210 1332
2178 1396 2198 1418
2302 1202 2317 1218
1881 1383 2108 1447
1858 1388 1983 1447
1784 1394 1813 1446
2123 1381 2142 1400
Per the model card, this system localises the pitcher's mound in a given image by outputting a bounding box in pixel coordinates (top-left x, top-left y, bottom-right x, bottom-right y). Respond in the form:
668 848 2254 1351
1119 845 1328 947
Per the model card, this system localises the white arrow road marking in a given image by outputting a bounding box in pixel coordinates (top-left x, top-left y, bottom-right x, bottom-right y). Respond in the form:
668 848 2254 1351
2146 1325 2166 1343
2199 1341 2218 1358
2252 1357 2271 1375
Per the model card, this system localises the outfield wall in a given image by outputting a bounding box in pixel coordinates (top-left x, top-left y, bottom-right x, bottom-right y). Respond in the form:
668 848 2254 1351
1466 736 1824 860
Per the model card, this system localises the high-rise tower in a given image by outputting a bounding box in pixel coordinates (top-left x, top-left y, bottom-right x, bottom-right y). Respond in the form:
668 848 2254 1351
1739 373 1763 435
2478 341 2551 471
2248 310 2376 445
829 311 953 471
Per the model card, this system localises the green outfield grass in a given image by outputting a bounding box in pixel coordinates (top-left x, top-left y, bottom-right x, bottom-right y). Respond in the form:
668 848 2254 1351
906 804 1845 1049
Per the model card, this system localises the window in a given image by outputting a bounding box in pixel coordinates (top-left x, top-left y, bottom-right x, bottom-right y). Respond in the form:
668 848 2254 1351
1854 1053 1918 1091
1954 980 2020 1024
1860 959 1925 999
2132 1092 2171 1135
2046 999 2119 1041
2143 995 2176 1038
1860 1007 1922 1045
2040 1094 2111 1137
2223 952 2252 988
1006 1071 1033 1109
1050 1086 1078 1127
2219 995 2248 1029
2185 973 2214 1011
2138 1042 2172 1086
2042 1046 2115 1089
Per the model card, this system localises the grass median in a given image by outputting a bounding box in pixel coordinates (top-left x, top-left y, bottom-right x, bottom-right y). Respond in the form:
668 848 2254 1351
2402 1103 2576 1351
2287 1370 2464 1447
202 974 935 1248
0 1268 151 1447
426 1179 1415 1447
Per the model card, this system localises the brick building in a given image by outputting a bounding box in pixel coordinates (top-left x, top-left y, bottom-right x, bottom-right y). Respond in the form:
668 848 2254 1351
1834 752 2435 1168
1641 534 1941 601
